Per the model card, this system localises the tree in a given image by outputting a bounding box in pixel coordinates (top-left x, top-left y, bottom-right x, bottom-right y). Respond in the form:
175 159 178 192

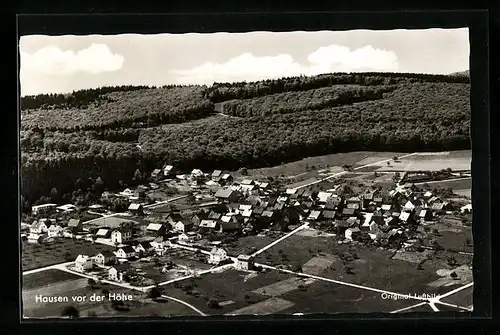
93 177 105 193
393 156 399 161
133 169 143 182
393 172 401 183
61 305 80 319
149 285 162 299
50 187 60 202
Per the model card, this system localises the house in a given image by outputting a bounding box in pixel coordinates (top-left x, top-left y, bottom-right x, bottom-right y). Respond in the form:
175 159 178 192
208 247 228 265
461 203 472 214
211 170 223 181
101 191 115 200
108 263 131 282
111 228 132 244
135 241 154 255
317 192 333 203
74 255 93 272
146 223 167 237
219 215 241 232
345 227 361 240
57 204 77 212
115 246 136 259
190 213 206 227
163 165 176 177
431 201 450 213
277 195 289 203
307 210 322 221
166 212 184 225
404 198 422 211
252 206 265 216
347 196 362 206
399 211 417 225
95 228 111 239
322 210 336 221
47 224 63 238
347 217 361 227
235 255 254 271
67 219 82 232
220 173 234 185
371 211 385 225
207 211 222 221
199 220 219 231
415 208 433 221
346 203 360 210
335 220 350 234
128 203 144 215
362 193 374 208
373 197 383 206
30 221 48 234
259 182 270 190
215 188 239 203
387 217 400 228
381 204 392 212
273 203 285 211
94 251 116 266
246 195 263 207
261 211 275 219
133 188 147 199
151 168 162 180
31 203 56 215
173 219 193 233
427 196 441 205
341 208 359 218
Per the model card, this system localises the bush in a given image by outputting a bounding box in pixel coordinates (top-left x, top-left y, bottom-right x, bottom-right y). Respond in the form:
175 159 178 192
61 305 80 318
207 298 220 309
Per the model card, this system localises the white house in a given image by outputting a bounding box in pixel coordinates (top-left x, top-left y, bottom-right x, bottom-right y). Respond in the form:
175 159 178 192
47 225 63 238
74 255 93 272
115 246 136 259
94 251 116 266
345 227 361 241
95 228 111 239
57 204 77 212
108 263 131 282
208 247 227 265
30 221 48 234
173 220 193 233
111 229 132 244
31 203 56 215
461 203 472 214
235 255 254 271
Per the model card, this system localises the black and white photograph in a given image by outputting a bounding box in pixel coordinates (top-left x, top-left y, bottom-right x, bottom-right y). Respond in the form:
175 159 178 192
20 26 474 319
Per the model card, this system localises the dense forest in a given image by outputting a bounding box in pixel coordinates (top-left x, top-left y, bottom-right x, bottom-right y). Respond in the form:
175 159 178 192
20 72 471 205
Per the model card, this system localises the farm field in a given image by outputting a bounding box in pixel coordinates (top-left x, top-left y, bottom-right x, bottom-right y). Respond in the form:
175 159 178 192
160 268 295 315
224 235 278 257
242 152 398 179
376 154 471 172
435 228 473 253
256 234 472 297
413 178 472 190
22 239 115 271
23 269 82 290
84 215 144 229
23 281 196 318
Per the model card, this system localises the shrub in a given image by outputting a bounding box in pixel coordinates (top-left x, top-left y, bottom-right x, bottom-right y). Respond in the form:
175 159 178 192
207 298 220 309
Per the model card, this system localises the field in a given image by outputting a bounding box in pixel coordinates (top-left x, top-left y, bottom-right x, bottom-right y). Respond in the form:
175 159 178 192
440 286 473 308
23 279 197 318
375 152 471 172
22 239 115 271
413 178 472 190
160 269 295 315
23 269 82 290
224 235 278 257
84 215 144 229
255 233 472 297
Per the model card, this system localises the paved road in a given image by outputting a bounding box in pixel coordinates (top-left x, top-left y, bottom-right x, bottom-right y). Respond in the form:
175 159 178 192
160 294 206 316
294 152 418 190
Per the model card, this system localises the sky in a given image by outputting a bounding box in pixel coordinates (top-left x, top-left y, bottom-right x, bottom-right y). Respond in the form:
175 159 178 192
18 28 469 96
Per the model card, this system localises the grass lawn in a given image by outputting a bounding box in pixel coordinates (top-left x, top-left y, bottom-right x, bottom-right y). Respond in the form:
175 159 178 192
224 235 277 257
377 157 470 172
440 286 473 308
435 228 473 253
415 178 472 190
161 268 294 315
22 238 115 271
23 269 82 290
84 215 143 229
256 234 471 297
277 280 422 314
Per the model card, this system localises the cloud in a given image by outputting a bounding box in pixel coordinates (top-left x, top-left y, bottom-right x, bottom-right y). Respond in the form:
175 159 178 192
20 43 124 75
172 44 399 84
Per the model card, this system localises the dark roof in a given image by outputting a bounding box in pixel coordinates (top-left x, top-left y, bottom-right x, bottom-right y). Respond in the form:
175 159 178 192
262 211 274 218
119 246 136 254
335 220 349 227
208 211 222 220
99 251 115 258
68 219 81 227
322 210 336 219
342 208 356 215
303 201 313 208
215 188 235 199
253 207 265 215
295 188 305 196
168 213 183 221
267 196 278 205
274 203 285 211
180 219 193 226
140 241 153 249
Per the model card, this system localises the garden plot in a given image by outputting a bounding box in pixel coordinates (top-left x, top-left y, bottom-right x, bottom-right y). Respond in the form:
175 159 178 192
252 277 317 297
302 254 337 275
391 249 435 264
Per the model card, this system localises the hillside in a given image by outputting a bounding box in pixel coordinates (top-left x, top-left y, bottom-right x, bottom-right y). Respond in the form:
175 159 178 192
20 72 471 205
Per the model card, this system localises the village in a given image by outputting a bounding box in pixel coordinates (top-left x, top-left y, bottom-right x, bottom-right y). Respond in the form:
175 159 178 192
22 153 474 316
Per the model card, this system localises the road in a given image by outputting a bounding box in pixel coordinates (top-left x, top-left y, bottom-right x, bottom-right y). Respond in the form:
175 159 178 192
160 294 206 316
250 222 310 257
294 152 419 190
412 177 471 186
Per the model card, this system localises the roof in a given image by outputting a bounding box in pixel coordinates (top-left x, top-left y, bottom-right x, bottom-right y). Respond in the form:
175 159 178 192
322 210 336 219
215 188 234 199
346 203 360 209
177 220 193 226
317 192 333 202
259 182 269 188
381 204 392 211
262 211 274 218
348 227 361 233
128 203 142 210
152 169 161 175
96 229 109 236
221 173 232 180
207 211 222 220
253 207 265 215
168 212 183 221
342 208 356 215
164 165 174 171
274 203 285 211
363 193 374 200
212 170 223 177
238 255 253 260
399 212 411 221
140 241 153 249
240 179 254 185
68 219 81 227
419 209 428 217
335 220 349 228
285 188 297 195
98 250 115 258
118 246 135 254
308 210 322 220
199 220 218 228
146 223 164 231
32 203 56 209
348 196 361 202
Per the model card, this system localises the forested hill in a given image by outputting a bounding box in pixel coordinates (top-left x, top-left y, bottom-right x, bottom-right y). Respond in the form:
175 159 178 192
20 72 470 206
